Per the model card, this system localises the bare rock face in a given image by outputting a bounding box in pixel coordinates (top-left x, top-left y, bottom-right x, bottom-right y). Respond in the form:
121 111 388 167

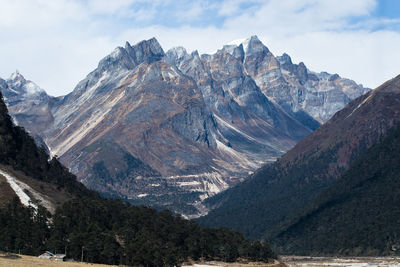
1 37 369 217
220 36 370 124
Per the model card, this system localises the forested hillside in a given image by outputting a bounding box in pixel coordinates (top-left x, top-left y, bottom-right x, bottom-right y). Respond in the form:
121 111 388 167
0 91 92 198
0 91 275 266
0 196 275 265
272 125 400 255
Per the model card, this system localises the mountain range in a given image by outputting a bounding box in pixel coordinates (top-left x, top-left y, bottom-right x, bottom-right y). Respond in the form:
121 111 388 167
1 35 399 257
0 36 369 216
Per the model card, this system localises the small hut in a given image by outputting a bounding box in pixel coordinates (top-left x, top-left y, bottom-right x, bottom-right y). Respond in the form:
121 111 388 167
38 251 66 261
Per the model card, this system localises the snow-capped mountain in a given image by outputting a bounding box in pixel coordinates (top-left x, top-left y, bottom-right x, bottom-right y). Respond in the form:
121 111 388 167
0 37 369 216
1 71 51 112
0 72 54 149
4 71 47 99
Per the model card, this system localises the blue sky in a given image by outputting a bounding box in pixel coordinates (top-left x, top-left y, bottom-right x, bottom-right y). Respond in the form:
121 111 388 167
1 0 400 96
374 0 400 19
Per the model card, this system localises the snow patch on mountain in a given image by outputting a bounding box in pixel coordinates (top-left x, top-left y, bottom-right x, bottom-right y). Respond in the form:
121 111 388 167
7 70 45 95
0 169 57 213
0 169 37 210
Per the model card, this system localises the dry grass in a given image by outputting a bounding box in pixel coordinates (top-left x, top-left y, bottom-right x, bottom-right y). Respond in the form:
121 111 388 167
0 253 287 267
0 253 117 267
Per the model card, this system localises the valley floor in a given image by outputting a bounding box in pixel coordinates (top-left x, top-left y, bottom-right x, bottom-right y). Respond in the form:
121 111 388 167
280 255 400 267
0 252 283 267
6 253 400 267
0 252 117 267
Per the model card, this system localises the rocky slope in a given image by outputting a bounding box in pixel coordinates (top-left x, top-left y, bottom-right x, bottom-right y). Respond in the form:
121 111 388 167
199 74 400 238
0 37 368 216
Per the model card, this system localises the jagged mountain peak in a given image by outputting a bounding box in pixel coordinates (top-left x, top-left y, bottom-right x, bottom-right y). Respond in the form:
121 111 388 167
167 46 188 57
191 50 200 58
71 38 166 99
165 46 190 66
248 35 261 42
5 71 45 96
223 35 269 57
276 53 293 65
124 37 163 51
9 70 24 81
216 44 245 62
8 70 27 85
96 37 165 74
242 35 269 55
164 47 205 77
125 37 165 64
165 47 202 63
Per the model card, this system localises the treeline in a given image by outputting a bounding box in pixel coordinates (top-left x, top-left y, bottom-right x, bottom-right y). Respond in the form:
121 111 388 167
0 196 275 266
0 198 50 255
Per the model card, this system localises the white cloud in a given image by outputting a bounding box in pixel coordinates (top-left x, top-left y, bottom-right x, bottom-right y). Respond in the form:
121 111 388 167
0 0 86 29
217 0 259 16
222 0 376 35
86 0 136 15
174 1 206 22
0 0 399 96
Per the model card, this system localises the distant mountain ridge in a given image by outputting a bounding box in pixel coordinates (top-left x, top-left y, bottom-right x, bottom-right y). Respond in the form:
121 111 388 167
0 36 369 216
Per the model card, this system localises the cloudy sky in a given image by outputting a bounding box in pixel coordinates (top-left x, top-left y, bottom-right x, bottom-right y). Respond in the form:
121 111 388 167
1 0 399 96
